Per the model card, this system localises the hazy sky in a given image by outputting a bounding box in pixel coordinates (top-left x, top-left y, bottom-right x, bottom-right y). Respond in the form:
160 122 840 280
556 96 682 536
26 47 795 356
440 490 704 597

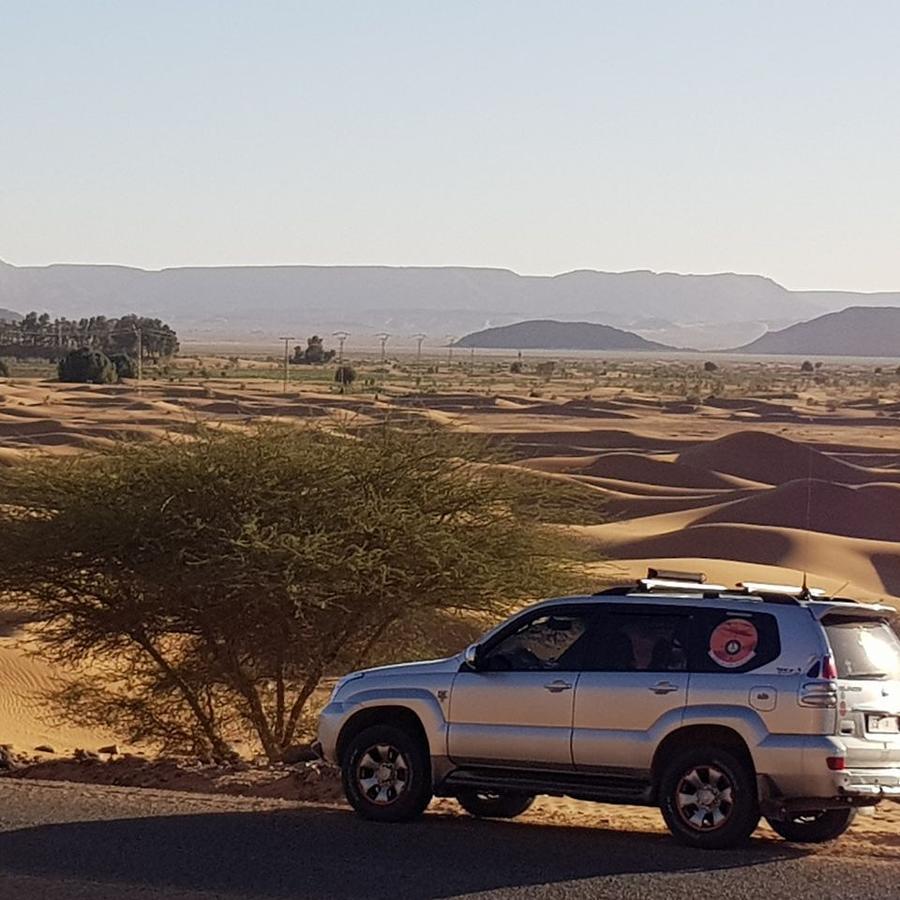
2 1 899 291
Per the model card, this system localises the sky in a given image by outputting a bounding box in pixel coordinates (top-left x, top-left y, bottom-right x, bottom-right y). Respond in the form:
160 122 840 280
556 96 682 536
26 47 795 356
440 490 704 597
1 1 899 291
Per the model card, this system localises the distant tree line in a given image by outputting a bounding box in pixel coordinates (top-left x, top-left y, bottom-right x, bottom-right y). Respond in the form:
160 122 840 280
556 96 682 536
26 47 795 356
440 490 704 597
0 313 179 361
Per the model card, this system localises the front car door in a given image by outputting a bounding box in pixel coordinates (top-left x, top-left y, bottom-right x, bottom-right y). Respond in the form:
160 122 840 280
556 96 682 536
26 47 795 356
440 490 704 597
448 606 594 769
572 606 691 772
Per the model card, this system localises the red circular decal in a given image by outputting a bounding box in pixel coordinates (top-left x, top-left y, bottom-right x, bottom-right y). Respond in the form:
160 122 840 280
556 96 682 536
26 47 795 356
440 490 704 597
709 619 758 668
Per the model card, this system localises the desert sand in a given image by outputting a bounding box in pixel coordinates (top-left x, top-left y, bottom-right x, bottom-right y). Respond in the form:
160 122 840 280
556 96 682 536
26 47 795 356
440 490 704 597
1 372 899 760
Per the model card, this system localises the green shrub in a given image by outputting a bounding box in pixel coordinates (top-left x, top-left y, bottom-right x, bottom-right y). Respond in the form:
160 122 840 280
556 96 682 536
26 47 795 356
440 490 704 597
109 353 137 380
57 348 117 384
334 364 356 388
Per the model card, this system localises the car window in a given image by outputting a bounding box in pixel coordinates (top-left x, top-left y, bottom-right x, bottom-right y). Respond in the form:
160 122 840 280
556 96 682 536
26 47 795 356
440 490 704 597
482 612 590 671
823 616 900 680
585 612 689 672
691 609 781 674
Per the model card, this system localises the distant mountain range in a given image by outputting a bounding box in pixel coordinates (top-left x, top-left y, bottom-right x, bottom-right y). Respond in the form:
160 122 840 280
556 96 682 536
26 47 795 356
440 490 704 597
3 258 900 349
455 320 674 351
735 306 900 357
0 307 21 322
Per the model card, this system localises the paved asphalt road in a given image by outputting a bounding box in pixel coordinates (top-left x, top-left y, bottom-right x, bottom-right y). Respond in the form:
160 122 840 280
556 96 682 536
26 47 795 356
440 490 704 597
0 780 896 900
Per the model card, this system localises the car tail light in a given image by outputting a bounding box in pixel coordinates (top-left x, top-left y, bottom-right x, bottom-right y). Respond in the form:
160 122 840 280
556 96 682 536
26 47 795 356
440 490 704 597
798 681 838 708
826 756 846 771
822 655 839 680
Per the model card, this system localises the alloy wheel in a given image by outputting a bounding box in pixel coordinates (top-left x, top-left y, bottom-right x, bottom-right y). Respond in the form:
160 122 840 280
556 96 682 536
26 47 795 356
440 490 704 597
355 743 410 806
675 765 735 831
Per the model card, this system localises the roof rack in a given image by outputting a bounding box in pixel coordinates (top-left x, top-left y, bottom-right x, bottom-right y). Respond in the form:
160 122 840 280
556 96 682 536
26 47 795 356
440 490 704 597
638 578 730 593
647 568 706 583
737 581 827 598
592 569 837 604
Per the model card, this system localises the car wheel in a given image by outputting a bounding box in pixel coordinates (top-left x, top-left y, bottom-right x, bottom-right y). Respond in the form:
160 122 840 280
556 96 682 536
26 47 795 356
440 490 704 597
342 723 432 822
456 790 535 819
766 808 857 843
659 746 760 849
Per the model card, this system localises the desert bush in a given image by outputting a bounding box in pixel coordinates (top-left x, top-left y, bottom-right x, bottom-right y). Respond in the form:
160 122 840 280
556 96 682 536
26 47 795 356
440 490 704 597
0 359 8 377
334 364 356 388
801 360 814 373
109 353 137 380
57 348 116 384
0 423 586 762
703 361 718 372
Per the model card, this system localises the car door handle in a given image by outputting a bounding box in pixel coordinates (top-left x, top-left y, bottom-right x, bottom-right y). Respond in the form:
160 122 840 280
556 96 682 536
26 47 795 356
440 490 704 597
544 680 573 693
649 681 680 695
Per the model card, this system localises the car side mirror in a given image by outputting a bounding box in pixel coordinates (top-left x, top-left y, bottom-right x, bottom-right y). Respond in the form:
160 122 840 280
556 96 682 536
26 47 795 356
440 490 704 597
464 643 483 671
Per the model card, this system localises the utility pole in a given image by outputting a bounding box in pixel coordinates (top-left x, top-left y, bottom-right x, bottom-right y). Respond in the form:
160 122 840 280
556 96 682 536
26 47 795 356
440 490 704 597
279 336 294 393
470 345 475 375
445 335 456 370
135 326 143 394
332 331 349 366
375 332 390 370
413 333 426 385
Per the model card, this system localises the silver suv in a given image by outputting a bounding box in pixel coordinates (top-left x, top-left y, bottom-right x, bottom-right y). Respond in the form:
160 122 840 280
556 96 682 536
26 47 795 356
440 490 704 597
316 571 900 849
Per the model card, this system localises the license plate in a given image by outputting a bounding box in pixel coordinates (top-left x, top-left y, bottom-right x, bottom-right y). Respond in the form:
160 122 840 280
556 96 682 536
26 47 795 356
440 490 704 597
867 715 900 734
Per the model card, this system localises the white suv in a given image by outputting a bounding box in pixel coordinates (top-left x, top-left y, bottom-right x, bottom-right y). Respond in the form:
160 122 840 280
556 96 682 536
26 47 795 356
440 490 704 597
316 572 900 849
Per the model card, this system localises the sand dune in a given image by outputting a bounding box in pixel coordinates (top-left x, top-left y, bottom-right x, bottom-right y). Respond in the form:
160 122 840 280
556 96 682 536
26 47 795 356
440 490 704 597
582 522 900 597
696 479 900 542
678 430 900 485
0 629 121 755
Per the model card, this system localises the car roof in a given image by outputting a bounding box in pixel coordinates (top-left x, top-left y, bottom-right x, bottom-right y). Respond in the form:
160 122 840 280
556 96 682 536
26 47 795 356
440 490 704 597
528 590 896 618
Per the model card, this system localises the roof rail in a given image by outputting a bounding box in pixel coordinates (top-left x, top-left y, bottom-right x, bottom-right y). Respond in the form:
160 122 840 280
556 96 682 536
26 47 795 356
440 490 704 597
737 581 827 598
638 578 729 593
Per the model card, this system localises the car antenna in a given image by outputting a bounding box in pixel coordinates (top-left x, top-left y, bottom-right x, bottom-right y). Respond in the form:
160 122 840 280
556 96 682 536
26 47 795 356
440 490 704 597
798 441 814 601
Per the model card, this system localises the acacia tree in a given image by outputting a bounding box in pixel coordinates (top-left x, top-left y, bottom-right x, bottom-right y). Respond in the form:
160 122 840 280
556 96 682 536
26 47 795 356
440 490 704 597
0 423 586 762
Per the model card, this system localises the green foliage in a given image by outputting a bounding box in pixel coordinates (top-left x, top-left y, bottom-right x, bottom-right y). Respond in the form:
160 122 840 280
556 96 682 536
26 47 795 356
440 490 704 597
109 353 137 380
0 423 587 762
1 312 178 361
57 348 117 384
334 364 356 387
291 335 336 365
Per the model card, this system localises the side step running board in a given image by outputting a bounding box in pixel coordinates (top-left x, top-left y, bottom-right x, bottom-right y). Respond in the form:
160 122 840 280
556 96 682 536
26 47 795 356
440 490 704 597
441 767 654 805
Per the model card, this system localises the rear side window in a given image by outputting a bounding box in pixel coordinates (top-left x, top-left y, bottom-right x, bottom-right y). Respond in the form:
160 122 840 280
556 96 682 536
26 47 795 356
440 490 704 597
824 616 900 680
585 612 690 672
690 610 781 674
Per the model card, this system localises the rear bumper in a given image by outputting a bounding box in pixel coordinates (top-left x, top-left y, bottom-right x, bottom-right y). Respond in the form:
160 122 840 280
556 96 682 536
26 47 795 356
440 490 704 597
836 766 900 799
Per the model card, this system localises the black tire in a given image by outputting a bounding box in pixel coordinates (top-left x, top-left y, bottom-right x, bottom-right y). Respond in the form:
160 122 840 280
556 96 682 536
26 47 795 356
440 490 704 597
342 723 432 822
456 790 535 819
766 808 857 843
659 746 760 849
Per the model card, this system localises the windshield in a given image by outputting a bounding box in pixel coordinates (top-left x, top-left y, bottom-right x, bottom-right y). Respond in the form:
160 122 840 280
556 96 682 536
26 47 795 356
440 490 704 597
824 617 900 680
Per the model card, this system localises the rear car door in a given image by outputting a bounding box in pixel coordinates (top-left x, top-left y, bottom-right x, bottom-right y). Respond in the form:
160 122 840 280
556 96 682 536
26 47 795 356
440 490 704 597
572 606 691 772
448 606 594 769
